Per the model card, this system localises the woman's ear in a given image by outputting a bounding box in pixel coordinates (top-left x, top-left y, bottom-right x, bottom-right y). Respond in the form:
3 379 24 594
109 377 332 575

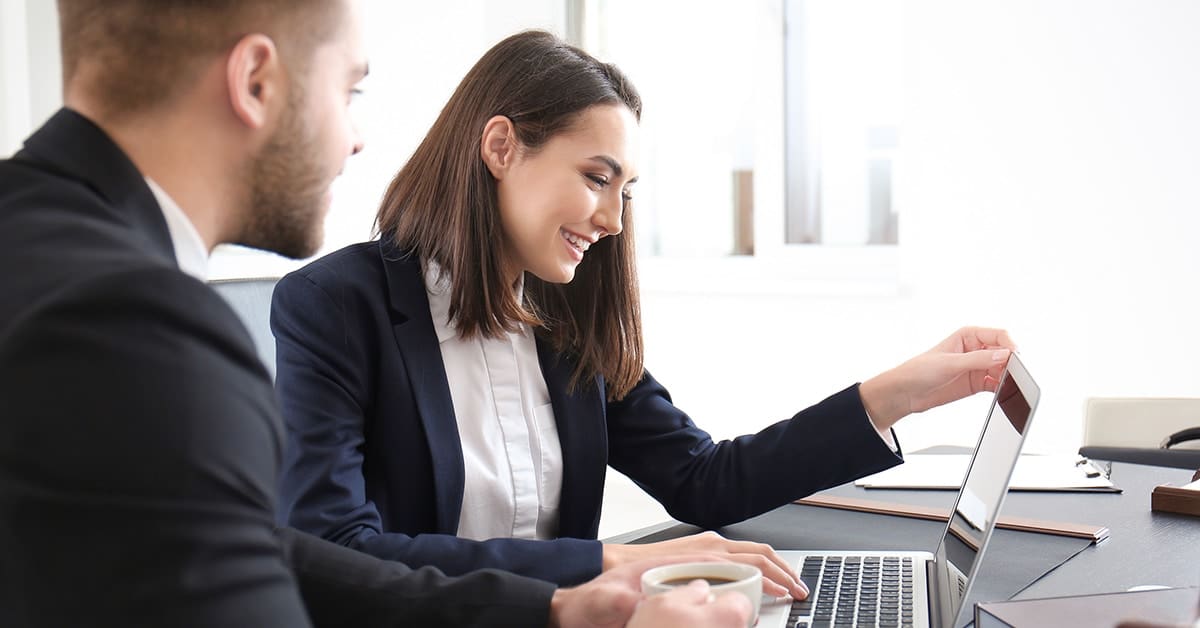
480 115 518 180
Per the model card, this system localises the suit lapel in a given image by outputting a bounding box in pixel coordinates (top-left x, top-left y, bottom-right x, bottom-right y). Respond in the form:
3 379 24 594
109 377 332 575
536 339 608 538
379 243 465 534
16 108 176 265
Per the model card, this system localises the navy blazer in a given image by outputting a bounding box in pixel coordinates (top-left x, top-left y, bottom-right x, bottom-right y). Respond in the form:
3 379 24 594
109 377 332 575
273 239 904 586
0 110 556 627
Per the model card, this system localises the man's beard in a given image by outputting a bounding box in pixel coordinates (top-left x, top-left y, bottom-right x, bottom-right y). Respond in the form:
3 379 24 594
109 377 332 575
238 86 329 259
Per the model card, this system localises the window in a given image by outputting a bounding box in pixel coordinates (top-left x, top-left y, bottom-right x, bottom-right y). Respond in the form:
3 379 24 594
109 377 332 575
576 0 903 270
785 0 902 245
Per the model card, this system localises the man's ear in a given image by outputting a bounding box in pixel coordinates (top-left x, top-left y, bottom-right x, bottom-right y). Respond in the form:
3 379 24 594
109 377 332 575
226 33 282 130
480 115 519 180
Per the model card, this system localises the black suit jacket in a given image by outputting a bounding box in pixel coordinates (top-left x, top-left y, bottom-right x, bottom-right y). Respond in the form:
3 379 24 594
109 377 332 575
0 109 554 627
272 239 906 586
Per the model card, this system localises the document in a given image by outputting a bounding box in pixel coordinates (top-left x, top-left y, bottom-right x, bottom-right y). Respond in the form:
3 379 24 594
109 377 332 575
975 586 1199 628
855 454 1120 492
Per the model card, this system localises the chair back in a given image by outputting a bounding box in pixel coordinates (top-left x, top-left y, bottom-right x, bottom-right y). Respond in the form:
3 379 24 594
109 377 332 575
210 277 279 380
1081 397 1200 469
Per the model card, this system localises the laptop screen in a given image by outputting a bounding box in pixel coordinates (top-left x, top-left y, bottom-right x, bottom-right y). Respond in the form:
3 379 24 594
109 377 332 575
933 353 1040 627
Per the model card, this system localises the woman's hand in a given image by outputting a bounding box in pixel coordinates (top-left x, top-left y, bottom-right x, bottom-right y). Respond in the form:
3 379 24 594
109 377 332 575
859 326 1017 431
602 530 807 599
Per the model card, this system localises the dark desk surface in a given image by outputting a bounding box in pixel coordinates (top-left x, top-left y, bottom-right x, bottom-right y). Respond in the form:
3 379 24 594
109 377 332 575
608 460 1200 599
989 460 1199 598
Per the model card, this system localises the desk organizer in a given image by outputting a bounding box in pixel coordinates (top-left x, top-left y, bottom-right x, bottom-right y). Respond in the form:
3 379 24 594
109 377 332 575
1152 478 1200 517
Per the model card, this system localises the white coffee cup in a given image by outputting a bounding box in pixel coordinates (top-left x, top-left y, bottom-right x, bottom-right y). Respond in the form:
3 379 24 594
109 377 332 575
641 561 763 625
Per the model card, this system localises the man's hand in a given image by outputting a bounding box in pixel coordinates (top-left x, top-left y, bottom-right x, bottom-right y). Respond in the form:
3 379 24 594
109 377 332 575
628 580 752 628
547 555 758 628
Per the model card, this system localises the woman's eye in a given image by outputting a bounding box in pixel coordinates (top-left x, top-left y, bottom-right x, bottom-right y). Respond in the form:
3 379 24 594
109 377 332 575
586 174 609 189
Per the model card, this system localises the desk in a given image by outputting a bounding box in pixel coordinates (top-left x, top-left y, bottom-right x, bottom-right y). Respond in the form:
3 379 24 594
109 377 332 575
607 461 1200 600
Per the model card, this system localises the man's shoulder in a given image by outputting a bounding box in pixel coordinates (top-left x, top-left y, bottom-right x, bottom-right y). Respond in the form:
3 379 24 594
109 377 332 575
5 263 265 384
0 264 282 488
0 148 181 320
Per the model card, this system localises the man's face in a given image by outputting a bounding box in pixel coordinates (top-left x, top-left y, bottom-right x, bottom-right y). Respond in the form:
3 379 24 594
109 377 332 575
238 0 368 259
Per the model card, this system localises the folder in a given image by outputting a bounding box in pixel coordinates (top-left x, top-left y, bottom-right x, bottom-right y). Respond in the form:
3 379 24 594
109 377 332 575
854 454 1120 492
975 586 1199 627
794 494 1109 542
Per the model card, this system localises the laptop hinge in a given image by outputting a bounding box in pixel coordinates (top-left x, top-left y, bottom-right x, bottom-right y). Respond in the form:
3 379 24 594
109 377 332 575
926 557 944 626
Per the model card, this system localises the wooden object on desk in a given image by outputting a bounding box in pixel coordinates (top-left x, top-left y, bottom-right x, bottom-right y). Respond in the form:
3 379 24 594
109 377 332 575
795 494 1109 542
975 586 1199 628
1152 478 1200 517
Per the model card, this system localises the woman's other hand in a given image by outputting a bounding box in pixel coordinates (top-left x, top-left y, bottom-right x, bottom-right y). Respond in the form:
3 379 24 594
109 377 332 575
859 326 1017 431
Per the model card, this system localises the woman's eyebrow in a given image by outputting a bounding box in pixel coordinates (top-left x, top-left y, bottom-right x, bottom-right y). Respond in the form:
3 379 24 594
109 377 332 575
587 155 637 183
587 155 622 177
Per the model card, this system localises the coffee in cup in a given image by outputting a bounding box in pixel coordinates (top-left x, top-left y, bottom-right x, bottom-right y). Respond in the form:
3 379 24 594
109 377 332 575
641 562 763 626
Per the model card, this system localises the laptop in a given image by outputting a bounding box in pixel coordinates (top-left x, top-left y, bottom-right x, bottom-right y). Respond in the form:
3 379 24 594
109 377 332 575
758 352 1040 628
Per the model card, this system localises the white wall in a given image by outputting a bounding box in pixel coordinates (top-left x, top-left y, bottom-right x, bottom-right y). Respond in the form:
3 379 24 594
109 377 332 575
1 0 60 157
641 0 1200 461
901 0 1200 446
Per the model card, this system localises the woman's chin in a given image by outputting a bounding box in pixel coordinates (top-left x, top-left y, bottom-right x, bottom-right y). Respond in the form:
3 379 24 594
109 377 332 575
530 264 578 285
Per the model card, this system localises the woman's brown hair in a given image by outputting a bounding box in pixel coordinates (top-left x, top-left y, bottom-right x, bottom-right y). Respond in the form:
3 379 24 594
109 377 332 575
375 30 644 400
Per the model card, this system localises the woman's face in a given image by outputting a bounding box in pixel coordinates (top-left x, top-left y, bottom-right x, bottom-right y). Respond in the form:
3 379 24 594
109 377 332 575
494 104 639 284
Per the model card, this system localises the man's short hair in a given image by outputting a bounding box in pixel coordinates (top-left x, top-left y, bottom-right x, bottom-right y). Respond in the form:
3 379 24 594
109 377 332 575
57 0 343 119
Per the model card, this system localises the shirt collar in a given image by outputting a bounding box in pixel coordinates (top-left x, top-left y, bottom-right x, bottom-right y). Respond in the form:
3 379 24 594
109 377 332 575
424 259 458 344
145 178 208 281
424 258 524 344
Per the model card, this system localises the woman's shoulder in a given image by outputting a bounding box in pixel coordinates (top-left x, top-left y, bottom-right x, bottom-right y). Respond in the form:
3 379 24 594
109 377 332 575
293 240 381 274
281 240 415 286
275 239 421 310
277 240 382 297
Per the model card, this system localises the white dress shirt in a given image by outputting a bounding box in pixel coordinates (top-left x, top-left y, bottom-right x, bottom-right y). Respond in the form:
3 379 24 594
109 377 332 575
424 261 563 541
145 178 208 280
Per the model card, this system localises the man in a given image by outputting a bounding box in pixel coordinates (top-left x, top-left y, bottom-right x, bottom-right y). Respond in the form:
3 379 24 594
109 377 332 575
0 1 750 626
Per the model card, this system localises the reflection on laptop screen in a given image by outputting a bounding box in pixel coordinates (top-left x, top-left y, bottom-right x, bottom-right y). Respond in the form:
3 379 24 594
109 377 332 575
937 355 1039 626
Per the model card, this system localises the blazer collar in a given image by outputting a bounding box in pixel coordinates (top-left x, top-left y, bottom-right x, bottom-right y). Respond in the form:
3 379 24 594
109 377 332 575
16 108 176 266
378 241 465 533
535 340 608 538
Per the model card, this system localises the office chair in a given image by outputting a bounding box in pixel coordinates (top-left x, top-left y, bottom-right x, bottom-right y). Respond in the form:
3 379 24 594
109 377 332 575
210 277 279 381
1079 397 1200 469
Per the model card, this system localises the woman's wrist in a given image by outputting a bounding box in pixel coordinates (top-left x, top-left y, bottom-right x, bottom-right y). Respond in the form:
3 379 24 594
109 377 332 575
601 543 627 571
859 371 908 431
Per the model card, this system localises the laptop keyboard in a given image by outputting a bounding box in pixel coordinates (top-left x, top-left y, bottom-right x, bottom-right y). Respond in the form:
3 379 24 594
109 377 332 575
788 555 916 627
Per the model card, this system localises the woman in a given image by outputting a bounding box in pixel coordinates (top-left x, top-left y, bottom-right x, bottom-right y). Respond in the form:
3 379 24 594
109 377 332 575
271 30 1014 597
